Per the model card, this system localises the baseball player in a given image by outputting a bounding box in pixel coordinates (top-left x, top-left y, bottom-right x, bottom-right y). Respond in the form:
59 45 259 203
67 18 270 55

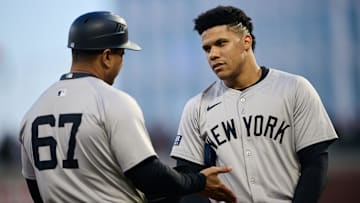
170 6 338 203
19 11 237 203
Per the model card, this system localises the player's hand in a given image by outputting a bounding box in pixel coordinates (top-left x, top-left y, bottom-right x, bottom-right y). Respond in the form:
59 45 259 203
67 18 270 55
199 166 236 203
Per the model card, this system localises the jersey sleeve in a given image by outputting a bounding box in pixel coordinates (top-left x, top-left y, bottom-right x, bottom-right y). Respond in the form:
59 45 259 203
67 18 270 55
19 119 36 180
170 95 206 166
293 77 338 151
21 145 36 179
106 92 157 172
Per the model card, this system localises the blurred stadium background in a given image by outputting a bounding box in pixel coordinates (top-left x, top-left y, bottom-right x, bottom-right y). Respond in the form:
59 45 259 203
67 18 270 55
0 0 359 202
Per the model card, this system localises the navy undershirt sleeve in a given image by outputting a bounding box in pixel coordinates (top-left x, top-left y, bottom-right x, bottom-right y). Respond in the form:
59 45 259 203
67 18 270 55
124 156 206 201
173 158 211 203
293 139 336 203
25 179 43 203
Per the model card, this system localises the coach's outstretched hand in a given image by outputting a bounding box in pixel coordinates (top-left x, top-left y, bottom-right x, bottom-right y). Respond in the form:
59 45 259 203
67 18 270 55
200 166 236 202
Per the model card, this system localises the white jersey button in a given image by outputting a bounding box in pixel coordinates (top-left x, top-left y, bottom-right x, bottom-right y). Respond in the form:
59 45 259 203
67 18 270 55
246 150 251 156
240 98 246 102
250 177 255 184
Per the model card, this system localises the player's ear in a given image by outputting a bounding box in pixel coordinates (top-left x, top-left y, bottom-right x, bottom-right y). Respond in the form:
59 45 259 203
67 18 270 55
101 49 112 69
243 34 252 51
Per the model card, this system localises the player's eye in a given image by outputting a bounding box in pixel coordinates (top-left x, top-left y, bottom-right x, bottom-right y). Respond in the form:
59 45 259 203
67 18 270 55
118 49 125 57
215 39 227 47
202 45 211 53
112 49 125 57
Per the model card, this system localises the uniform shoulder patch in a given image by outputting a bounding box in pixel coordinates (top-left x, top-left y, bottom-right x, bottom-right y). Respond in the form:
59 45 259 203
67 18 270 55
174 135 182 145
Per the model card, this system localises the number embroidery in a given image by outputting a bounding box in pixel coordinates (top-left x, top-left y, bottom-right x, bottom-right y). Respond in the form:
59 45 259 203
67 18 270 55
31 113 82 170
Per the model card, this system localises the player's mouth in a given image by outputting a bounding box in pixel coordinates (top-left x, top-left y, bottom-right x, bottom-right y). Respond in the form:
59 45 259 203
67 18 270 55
212 62 225 71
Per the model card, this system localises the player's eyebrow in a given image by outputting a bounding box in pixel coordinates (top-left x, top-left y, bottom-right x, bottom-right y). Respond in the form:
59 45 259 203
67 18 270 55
202 38 228 52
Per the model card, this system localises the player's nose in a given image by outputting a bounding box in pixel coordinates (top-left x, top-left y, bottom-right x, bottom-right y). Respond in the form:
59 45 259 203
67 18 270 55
208 48 220 61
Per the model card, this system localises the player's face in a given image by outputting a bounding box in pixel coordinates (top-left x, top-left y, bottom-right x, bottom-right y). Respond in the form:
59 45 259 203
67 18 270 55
201 25 250 82
105 49 124 85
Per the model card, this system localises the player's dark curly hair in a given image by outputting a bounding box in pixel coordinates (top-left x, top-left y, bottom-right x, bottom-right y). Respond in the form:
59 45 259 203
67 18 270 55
194 5 256 51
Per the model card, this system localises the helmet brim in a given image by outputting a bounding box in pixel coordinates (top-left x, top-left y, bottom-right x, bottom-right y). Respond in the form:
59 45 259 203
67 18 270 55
120 40 141 51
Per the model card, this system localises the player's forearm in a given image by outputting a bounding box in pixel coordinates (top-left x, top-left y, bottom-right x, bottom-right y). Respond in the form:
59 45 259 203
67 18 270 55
173 158 211 203
124 156 206 199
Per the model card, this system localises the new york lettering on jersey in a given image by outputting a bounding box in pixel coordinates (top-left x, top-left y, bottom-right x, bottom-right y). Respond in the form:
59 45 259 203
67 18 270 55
201 85 291 150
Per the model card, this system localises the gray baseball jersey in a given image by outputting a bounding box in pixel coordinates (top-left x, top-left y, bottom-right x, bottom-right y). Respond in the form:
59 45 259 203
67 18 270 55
171 68 338 203
20 73 157 203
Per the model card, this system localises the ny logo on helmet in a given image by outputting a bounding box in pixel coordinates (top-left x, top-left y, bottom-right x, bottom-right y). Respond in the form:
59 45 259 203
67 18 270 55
116 23 127 34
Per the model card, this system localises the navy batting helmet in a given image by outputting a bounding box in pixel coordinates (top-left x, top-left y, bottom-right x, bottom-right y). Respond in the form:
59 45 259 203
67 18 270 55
67 11 141 51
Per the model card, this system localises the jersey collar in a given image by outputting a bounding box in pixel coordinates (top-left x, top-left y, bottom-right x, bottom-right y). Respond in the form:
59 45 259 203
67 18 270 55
60 72 98 80
237 66 269 91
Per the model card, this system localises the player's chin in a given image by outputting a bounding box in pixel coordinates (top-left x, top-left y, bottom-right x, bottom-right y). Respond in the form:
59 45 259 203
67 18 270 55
213 71 228 80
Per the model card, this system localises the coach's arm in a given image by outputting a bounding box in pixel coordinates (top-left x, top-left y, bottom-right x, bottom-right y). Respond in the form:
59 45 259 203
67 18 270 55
25 179 43 203
124 156 235 202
